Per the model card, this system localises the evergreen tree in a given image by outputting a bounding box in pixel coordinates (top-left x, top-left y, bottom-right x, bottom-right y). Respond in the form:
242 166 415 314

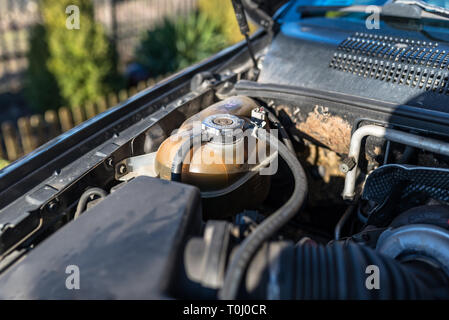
26 0 121 111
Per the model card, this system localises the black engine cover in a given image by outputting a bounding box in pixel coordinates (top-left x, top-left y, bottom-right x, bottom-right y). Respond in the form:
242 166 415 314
0 176 202 299
260 16 449 113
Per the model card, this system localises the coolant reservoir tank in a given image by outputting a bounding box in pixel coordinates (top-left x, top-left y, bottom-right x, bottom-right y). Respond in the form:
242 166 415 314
177 95 259 132
155 96 259 190
154 96 271 218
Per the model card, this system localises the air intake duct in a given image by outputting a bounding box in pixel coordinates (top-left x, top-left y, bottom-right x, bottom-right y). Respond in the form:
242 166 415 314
242 241 449 299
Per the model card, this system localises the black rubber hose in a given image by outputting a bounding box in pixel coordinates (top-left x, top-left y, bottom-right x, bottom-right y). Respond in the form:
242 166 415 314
357 203 369 224
170 132 205 182
334 204 357 240
244 241 448 299
74 187 108 220
294 242 428 299
390 205 449 230
398 145 415 164
265 109 295 154
219 129 308 300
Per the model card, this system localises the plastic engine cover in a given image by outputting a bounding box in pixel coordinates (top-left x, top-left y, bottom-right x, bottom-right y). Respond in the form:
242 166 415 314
0 176 202 299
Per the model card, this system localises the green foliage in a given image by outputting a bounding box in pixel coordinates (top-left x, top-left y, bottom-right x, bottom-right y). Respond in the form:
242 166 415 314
0 159 9 170
198 0 257 44
26 0 121 111
25 24 65 112
135 12 229 77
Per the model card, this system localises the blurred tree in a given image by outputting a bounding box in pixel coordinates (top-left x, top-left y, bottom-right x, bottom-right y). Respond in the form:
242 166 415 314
26 0 122 111
135 12 228 77
25 24 65 112
0 159 9 170
198 0 257 44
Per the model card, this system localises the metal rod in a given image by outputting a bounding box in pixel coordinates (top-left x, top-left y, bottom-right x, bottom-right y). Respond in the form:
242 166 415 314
245 34 259 69
342 125 449 200
232 0 259 70
383 140 391 165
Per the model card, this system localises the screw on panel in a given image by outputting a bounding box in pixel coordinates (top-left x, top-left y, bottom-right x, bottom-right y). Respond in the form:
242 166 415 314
340 157 356 173
117 164 127 175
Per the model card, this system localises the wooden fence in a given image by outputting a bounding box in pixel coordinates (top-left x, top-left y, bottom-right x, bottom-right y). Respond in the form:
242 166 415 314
0 0 40 92
0 0 200 164
0 76 163 162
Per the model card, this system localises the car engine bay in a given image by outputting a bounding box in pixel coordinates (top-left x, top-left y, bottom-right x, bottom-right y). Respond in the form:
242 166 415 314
0 0 449 300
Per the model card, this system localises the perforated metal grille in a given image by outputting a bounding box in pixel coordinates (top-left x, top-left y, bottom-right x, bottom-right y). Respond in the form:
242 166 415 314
362 165 449 204
329 32 449 94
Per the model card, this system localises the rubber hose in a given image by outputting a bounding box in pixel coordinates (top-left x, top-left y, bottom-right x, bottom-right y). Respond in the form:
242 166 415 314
266 109 295 154
170 132 204 182
334 204 357 240
244 241 447 299
74 187 108 220
390 205 449 230
219 128 308 300
293 242 432 299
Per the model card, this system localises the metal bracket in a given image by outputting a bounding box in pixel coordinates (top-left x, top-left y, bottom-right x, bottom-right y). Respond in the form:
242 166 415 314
115 152 158 181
